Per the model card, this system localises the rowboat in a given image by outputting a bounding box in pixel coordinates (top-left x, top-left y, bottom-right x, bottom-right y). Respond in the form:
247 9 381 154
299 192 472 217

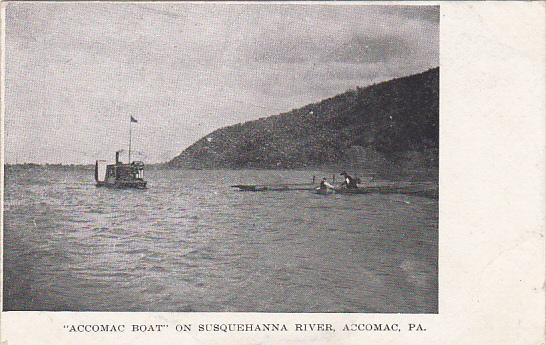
315 187 335 195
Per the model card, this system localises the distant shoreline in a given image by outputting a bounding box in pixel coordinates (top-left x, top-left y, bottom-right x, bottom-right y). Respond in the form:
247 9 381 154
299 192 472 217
4 163 438 183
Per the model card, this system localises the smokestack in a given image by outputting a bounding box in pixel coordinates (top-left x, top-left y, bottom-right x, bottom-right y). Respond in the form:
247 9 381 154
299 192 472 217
115 151 120 164
95 161 99 182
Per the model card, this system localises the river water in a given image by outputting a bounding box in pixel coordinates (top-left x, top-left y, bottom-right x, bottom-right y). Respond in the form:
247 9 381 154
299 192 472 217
3 167 438 312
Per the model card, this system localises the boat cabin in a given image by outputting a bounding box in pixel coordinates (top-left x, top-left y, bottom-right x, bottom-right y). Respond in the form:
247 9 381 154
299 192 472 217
95 151 147 189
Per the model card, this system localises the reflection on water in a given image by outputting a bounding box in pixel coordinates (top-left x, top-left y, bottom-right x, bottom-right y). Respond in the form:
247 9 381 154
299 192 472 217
3 168 438 312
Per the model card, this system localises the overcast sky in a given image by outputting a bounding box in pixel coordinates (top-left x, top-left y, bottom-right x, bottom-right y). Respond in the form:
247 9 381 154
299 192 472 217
5 3 439 164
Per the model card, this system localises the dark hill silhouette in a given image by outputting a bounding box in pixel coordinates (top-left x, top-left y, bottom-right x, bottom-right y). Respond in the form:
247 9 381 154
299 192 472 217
169 68 439 174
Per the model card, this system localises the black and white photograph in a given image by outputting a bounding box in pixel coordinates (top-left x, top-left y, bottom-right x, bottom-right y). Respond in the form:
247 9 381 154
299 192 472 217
3 3 439 313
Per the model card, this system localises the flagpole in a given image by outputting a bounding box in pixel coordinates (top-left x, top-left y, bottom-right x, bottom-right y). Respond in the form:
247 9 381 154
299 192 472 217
128 118 132 164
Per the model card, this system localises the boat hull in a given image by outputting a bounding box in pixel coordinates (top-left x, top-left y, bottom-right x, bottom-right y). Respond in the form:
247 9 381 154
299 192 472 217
315 188 335 195
96 180 147 189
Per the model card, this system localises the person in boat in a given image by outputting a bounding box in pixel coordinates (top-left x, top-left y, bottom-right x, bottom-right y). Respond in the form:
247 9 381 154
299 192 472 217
340 171 358 189
319 177 335 191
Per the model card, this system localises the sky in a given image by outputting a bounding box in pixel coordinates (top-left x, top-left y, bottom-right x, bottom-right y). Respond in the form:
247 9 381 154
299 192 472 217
5 3 439 164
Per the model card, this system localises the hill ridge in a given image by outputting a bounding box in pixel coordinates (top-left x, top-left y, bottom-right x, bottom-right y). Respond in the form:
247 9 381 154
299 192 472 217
169 67 439 173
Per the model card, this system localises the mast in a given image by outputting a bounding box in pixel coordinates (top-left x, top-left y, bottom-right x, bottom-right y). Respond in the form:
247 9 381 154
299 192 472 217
128 118 132 164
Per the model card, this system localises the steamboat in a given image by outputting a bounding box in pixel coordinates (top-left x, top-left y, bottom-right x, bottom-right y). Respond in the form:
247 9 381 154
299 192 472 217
95 151 147 189
94 116 147 189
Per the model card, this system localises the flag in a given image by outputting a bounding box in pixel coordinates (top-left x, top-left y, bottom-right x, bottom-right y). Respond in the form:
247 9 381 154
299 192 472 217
130 116 138 123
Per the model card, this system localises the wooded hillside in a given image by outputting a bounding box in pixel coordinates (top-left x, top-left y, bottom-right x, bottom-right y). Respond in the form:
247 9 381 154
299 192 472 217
169 68 439 174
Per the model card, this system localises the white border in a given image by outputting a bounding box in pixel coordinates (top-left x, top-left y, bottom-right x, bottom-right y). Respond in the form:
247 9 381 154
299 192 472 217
1 2 544 345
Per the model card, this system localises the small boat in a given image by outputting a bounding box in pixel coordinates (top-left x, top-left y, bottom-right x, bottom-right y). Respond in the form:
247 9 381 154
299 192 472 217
231 179 438 198
315 187 335 195
95 151 147 189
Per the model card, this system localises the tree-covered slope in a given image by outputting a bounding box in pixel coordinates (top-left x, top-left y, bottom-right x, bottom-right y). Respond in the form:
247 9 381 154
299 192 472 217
169 68 439 170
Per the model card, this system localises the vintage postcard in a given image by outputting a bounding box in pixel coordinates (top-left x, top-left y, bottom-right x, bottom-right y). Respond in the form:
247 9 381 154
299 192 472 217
1 1 544 345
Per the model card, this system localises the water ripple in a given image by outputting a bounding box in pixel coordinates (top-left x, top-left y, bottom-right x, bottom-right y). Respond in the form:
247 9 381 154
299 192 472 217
3 168 438 312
